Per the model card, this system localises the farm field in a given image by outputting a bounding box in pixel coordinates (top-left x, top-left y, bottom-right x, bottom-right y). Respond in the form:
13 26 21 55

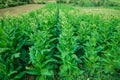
0 3 120 80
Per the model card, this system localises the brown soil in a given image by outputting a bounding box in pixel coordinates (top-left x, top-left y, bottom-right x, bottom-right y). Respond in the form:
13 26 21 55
0 4 45 19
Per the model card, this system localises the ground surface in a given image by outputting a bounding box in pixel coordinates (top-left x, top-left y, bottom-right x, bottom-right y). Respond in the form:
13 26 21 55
0 4 45 19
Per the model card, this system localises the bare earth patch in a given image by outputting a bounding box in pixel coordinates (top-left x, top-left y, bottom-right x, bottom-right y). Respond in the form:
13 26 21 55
0 4 45 19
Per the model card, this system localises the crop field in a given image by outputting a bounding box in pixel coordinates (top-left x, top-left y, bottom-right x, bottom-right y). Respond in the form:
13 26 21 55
0 4 120 80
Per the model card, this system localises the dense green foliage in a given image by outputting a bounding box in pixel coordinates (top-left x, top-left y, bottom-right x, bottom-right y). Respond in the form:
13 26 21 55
0 4 120 80
56 0 120 7
0 0 34 8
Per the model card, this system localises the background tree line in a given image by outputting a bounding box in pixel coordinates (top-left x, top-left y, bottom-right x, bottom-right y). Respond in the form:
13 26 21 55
0 0 34 8
56 0 120 7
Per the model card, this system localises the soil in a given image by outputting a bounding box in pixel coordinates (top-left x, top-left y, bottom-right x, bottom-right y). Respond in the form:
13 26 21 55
0 4 45 19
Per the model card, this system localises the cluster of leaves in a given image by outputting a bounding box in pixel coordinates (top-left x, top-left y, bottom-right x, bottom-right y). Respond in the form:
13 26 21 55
60 4 120 79
0 4 58 80
0 17 29 79
26 4 59 79
0 4 120 80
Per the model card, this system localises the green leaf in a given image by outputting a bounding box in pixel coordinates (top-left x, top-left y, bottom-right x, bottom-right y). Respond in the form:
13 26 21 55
14 71 26 79
0 48 11 54
41 69 54 76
